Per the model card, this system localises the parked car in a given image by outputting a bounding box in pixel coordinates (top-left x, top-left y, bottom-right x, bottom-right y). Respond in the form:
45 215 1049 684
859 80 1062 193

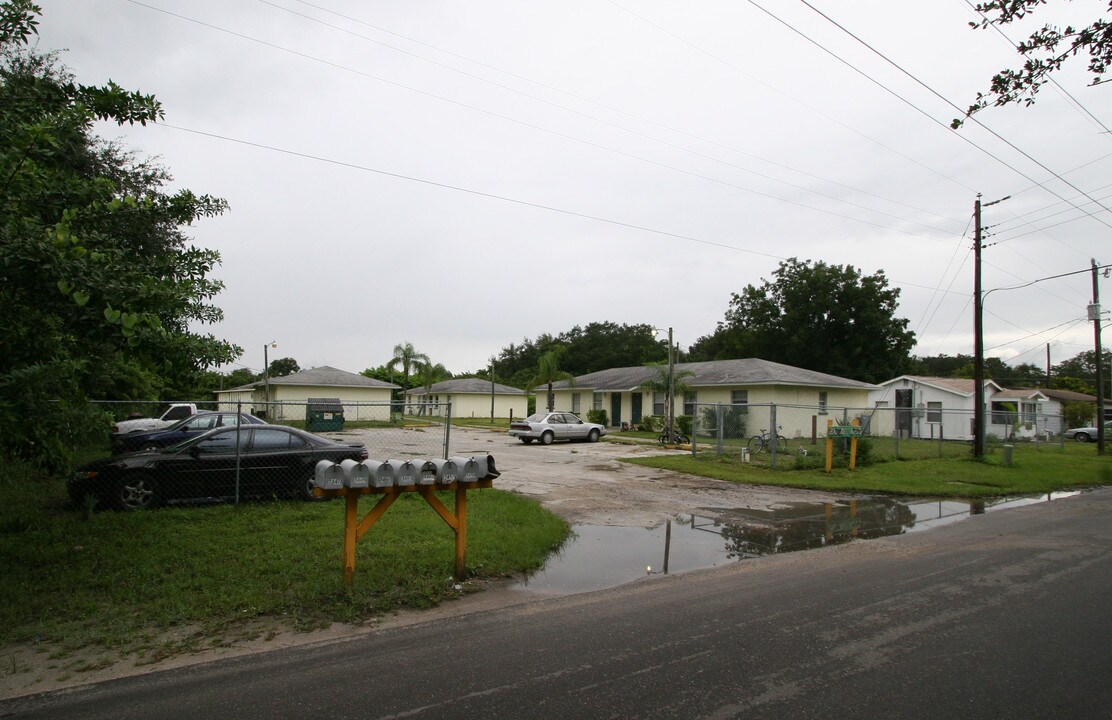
508 412 606 445
1064 420 1112 443
111 403 198 435
111 411 266 454
71 425 368 510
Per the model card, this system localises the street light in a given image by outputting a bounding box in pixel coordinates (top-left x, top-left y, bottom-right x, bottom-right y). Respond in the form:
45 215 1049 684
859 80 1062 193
263 340 277 418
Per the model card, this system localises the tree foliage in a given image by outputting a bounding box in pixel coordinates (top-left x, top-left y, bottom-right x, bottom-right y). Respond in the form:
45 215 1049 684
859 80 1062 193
688 259 915 384
0 1 238 470
492 322 667 390
956 0 1112 125
532 346 574 412
386 342 429 394
267 357 300 378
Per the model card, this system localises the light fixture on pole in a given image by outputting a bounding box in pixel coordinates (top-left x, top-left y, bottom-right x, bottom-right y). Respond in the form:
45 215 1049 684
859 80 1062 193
264 340 277 418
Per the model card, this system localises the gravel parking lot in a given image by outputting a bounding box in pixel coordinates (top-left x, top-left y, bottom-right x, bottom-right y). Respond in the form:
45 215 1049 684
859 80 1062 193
329 425 847 527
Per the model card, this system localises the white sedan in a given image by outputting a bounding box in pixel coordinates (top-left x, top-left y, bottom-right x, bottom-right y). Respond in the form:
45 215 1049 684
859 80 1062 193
508 412 607 445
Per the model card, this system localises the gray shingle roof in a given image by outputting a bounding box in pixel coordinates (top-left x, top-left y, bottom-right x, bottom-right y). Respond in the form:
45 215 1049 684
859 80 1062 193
406 378 526 396
541 359 876 392
269 366 399 389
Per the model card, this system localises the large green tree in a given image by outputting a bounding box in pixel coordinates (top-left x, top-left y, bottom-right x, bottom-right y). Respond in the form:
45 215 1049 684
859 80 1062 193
956 0 1112 125
689 258 915 383
494 322 667 390
0 1 238 469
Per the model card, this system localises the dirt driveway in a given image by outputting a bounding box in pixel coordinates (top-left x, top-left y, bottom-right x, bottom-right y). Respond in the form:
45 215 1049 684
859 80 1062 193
336 425 848 527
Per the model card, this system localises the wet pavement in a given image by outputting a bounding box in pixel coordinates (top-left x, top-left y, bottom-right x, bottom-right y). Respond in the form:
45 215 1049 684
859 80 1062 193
512 491 1081 595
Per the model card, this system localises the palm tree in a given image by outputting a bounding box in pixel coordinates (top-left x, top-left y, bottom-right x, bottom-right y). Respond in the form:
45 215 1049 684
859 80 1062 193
387 342 429 413
415 361 451 416
532 346 573 412
639 364 694 433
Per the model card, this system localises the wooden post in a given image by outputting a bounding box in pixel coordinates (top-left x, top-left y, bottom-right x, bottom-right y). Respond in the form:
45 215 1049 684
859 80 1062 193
455 486 468 579
825 419 834 473
849 418 861 471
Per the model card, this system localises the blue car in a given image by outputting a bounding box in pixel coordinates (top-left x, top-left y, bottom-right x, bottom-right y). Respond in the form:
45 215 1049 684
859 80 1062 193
112 411 266 454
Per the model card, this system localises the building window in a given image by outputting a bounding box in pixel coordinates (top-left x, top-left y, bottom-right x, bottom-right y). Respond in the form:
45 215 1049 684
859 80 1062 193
1022 402 1037 423
927 401 942 423
731 390 749 414
593 392 603 411
818 391 828 415
683 391 697 416
572 393 581 413
653 392 665 416
990 401 1016 426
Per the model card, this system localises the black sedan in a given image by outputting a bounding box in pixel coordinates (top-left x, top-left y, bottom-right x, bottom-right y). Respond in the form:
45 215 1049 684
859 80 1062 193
72 425 368 510
111 410 266 454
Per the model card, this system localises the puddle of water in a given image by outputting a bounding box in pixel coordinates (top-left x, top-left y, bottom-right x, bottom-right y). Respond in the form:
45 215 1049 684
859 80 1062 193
510 492 1080 596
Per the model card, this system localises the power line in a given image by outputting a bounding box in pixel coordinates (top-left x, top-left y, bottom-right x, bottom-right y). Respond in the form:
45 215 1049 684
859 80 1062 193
793 0 1112 231
127 0 965 242
288 0 967 228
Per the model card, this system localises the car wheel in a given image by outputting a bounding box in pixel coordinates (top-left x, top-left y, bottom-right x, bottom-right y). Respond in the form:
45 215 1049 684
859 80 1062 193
588 429 600 443
520 437 534 444
301 474 326 501
115 473 159 510
540 430 554 445
1074 432 1091 443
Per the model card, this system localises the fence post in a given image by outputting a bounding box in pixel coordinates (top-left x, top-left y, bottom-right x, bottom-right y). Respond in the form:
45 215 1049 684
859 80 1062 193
716 404 725 454
770 403 778 469
443 401 452 459
235 400 242 504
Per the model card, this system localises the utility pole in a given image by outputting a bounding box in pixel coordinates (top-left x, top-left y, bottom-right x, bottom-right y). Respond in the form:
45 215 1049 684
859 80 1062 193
667 327 675 440
973 196 985 458
1092 259 1106 455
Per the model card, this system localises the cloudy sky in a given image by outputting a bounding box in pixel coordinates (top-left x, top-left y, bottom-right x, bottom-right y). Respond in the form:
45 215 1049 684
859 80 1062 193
34 0 1112 377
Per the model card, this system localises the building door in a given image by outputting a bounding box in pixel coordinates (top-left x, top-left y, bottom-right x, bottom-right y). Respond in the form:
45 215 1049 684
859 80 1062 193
632 393 643 424
610 394 621 427
895 388 913 438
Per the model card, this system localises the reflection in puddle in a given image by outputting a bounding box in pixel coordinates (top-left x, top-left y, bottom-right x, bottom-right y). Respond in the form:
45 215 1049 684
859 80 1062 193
510 492 1080 596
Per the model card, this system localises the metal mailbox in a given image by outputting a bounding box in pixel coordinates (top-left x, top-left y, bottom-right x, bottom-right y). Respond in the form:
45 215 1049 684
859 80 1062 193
339 459 370 489
418 460 438 485
388 459 418 486
361 460 391 489
449 456 481 483
428 458 459 484
313 460 345 490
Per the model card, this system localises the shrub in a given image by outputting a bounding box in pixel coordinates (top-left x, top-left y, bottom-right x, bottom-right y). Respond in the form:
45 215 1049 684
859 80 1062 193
700 405 748 439
587 409 608 426
676 415 692 436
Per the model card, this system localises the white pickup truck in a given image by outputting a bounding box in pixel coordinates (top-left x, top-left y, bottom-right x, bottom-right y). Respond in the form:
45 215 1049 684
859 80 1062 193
111 403 198 435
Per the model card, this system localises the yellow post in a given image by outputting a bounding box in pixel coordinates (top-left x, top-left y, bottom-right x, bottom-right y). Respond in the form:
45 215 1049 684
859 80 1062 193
825 419 834 473
342 492 359 585
849 418 861 471
455 486 468 579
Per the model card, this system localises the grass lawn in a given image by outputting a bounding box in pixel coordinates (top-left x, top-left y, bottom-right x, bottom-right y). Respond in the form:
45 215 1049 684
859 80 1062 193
624 440 1112 497
0 469 568 669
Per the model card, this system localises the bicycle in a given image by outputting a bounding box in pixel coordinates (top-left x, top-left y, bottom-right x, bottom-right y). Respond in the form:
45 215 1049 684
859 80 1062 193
658 427 690 445
747 425 787 454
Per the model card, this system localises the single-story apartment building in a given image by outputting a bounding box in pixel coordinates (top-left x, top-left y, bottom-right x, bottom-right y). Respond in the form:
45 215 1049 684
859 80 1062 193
869 376 1095 440
540 358 877 438
215 366 399 423
405 378 528 419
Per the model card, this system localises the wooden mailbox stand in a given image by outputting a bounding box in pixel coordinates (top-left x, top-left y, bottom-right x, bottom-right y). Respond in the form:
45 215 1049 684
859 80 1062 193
313 480 493 584
825 418 862 473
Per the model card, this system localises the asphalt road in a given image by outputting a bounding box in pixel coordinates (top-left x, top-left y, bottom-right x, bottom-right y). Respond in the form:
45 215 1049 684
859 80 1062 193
4 488 1110 719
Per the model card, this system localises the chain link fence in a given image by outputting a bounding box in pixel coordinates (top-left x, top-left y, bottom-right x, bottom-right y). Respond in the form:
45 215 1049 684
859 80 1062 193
77 400 454 509
689 402 1067 468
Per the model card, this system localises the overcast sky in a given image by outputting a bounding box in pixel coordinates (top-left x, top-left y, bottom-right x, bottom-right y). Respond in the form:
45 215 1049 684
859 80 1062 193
34 0 1112 377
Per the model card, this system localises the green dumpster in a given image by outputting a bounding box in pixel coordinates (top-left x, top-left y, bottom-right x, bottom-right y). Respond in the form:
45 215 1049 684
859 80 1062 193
306 397 345 431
